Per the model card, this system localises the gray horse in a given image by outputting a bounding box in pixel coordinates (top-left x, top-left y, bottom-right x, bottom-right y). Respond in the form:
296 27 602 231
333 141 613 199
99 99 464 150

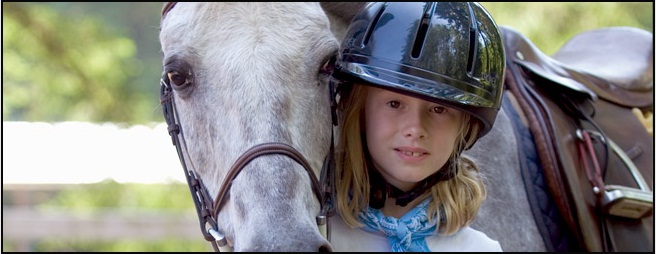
159 3 343 251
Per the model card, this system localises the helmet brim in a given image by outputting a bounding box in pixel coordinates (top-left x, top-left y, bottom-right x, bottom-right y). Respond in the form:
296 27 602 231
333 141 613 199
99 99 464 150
337 59 500 138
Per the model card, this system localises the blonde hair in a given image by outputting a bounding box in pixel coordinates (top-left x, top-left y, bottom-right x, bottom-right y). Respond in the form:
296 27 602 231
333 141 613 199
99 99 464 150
335 84 487 235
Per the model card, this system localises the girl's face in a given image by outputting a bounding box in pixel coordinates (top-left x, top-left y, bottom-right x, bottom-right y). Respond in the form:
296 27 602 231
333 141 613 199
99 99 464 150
364 86 463 192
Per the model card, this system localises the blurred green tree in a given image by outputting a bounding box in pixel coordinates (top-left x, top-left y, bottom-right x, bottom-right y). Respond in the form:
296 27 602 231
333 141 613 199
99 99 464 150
3 2 159 124
480 2 653 55
2 2 653 124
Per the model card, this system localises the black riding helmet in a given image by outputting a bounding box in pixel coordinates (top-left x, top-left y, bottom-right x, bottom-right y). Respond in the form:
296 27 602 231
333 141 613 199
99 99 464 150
333 2 505 139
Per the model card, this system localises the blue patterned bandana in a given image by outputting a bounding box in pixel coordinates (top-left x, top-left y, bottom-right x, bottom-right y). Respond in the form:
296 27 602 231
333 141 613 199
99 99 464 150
358 197 437 252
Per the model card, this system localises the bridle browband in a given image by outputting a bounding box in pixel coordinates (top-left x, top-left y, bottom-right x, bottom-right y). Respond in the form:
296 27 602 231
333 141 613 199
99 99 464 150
159 3 336 251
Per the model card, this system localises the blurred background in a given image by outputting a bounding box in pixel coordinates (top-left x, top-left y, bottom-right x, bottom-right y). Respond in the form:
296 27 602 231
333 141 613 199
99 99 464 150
2 2 653 252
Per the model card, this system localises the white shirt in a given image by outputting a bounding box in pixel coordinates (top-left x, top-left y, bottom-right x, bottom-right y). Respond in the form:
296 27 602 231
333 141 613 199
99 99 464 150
328 214 503 252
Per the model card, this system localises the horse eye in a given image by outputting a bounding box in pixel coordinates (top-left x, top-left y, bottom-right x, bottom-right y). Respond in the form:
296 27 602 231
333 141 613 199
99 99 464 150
319 55 337 75
167 70 193 91
168 71 185 86
163 55 195 92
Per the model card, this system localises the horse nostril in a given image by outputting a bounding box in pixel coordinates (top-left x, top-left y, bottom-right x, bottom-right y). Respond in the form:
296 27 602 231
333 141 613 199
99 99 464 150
318 244 333 252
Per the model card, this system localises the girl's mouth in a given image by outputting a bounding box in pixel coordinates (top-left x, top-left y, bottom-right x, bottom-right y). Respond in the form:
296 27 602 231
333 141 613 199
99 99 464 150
399 150 423 157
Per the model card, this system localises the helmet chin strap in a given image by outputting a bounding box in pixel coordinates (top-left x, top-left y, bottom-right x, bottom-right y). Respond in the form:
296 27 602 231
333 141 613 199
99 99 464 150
368 159 456 209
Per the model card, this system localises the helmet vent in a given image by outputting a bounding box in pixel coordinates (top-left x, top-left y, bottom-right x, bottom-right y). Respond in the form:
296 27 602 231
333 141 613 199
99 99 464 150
466 3 479 73
411 18 430 58
467 30 476 72
411 3 435 58
363 3 386 46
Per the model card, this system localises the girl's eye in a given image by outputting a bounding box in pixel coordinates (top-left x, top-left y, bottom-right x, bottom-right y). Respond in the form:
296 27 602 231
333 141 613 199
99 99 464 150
387 100 401 108
431 106 447 114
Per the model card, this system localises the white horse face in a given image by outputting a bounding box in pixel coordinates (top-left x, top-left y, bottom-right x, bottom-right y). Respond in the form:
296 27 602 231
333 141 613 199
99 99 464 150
159 2 350 251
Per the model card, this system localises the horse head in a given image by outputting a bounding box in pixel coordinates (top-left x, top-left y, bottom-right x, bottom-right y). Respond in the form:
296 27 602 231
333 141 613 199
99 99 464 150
158 2 363 251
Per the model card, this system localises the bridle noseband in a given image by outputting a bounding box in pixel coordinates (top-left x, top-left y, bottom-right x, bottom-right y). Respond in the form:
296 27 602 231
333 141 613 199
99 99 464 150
159 4 336 250
213 142 324 219
159 75 335 251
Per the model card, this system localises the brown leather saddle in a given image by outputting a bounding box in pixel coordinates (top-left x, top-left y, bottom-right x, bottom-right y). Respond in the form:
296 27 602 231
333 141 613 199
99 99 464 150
500 25 654 252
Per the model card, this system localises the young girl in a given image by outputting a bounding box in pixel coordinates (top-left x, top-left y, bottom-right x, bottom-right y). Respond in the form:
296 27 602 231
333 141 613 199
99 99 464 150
328 2 505 252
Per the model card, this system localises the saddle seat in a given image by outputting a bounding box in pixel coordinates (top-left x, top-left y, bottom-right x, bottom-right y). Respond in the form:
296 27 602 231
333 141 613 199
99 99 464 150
552 26 653 108
503 25 653 109
500 25 654 252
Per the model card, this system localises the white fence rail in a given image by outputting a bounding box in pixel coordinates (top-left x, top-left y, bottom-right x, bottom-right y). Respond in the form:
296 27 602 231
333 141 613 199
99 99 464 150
2 183 210 252
2 207 207 251
3 121 186 184
3 207 200 241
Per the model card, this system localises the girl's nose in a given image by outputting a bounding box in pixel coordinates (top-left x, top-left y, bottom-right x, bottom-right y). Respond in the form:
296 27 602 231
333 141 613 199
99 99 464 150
403 111 427 139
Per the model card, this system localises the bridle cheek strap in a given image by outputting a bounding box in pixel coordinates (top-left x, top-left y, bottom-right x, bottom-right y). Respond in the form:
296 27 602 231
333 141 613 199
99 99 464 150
160 3 336 248
160 77 332 251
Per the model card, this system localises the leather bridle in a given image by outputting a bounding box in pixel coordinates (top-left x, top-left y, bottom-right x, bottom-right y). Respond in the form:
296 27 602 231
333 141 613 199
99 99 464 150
159 4 337 252
159 76 335 251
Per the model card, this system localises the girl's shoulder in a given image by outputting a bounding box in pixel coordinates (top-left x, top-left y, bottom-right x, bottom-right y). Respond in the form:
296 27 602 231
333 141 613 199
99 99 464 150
426 226 503 252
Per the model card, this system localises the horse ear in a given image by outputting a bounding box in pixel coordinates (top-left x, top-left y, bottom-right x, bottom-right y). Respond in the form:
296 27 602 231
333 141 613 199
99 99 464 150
161 2 177 20
321 2 366 22
321 2 368 41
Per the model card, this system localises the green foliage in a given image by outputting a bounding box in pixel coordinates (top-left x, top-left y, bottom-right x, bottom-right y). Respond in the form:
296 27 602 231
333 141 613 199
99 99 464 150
37 179 196 211
30 238 213 252
2 2 653 124
480 2 653 55
3 2 159 124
